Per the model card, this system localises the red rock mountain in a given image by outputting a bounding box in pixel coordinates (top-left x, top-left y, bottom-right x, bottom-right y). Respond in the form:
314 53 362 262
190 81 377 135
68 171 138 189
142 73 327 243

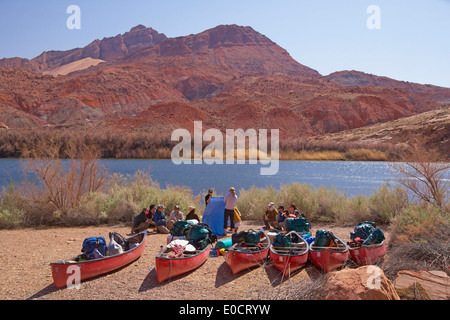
0 24 449 146
0 25 167 73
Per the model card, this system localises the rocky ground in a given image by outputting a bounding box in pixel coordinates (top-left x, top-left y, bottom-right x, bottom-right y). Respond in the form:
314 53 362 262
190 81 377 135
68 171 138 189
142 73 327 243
0 221 390 300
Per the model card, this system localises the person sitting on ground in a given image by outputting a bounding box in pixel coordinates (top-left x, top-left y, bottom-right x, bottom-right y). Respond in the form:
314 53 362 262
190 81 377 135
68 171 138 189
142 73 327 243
131 207 152 234
185 206 201 222
147 204 156 219
289 204 306 219
263 202 278 230
169 205 184 226
205 189 213 206
276 205 287 230
152 204 171 234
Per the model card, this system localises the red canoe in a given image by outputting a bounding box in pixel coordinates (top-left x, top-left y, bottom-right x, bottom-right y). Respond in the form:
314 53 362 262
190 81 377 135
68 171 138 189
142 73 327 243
155 244 211 283
225 230 270 274
349 241 386 265
269 232 309 277
309 236 349 273
50 231 147 288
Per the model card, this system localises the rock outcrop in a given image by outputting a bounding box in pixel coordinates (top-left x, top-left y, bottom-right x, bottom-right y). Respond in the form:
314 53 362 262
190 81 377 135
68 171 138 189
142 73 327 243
0 25 167 73
394 270 450 300
319 266 400 300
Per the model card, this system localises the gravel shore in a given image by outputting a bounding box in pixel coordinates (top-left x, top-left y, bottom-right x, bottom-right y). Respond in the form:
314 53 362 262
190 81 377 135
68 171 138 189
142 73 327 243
0 221 390 300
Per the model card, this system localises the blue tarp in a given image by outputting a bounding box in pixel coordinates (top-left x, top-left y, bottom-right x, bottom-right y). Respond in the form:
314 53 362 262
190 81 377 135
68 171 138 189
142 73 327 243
202 197 225 236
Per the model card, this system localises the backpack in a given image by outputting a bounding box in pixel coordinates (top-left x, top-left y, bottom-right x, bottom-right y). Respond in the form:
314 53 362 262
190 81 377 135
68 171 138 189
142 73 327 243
272 233 292 248
363 228 385 245
313 230 336 248
186 223 217 250
171 221 193 237
107 234 124 256
232 231 248 244
109 232 129 251
81 236 106 259
244 229 261 245
350 222 376 241
231 229 261 245
285 218 311 233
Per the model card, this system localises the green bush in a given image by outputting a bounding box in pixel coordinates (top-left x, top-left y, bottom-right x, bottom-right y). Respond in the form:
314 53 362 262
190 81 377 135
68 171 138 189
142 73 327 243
0 170 416 229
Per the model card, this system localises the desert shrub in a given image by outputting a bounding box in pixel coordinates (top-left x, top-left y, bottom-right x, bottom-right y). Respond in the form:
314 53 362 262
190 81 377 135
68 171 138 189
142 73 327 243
369 184 409 224
383 204 449 278
236 186 279 220
314 185 348 223
0 185 27 228
278 183 320 220
345 148 388 161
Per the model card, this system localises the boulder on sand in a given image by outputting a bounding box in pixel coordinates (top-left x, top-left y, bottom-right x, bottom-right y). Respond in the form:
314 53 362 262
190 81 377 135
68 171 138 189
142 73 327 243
319 266 400 300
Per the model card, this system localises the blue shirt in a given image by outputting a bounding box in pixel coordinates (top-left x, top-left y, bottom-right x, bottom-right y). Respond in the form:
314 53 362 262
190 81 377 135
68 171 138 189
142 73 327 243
278 210 286 223
153 210 167 227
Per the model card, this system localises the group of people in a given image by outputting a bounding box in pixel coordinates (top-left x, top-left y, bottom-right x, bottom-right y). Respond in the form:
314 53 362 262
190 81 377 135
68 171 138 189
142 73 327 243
131 204 201 234
131 187 304 235
263 202 305 230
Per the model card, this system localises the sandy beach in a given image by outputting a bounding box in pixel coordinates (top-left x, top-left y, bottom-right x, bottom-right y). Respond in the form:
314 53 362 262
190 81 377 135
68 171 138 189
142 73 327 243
0 221 390 300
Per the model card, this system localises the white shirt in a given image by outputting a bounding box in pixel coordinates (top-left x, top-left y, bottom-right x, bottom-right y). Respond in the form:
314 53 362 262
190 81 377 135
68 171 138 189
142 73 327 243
224 193 238 210
169 210 184 221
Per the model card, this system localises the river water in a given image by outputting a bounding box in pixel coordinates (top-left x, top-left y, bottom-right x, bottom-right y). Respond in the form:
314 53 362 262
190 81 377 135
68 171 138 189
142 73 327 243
0 159 398 197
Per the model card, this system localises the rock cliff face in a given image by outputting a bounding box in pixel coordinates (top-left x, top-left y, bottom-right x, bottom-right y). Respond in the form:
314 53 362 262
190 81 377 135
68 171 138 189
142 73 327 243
0 25 167 73
0 24 449 149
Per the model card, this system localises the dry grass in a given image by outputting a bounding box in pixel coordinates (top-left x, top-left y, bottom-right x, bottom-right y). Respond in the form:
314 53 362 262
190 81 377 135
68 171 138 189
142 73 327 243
0 128 392 161
383 205 449 279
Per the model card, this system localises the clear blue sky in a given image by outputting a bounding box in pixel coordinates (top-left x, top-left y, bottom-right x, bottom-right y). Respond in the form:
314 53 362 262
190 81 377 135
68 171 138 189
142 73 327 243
1 0 449 87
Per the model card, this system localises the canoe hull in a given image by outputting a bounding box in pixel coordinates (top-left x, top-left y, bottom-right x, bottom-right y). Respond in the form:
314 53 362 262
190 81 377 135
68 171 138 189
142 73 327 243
155 245 211 283
269 248 308 277
50 231 147 288
309 244 349 273
349 241 386 265
225 247 269 274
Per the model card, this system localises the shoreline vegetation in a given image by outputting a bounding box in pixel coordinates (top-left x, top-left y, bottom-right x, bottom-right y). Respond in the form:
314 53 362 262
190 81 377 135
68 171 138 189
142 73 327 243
0 137 448 279
0 128 435 162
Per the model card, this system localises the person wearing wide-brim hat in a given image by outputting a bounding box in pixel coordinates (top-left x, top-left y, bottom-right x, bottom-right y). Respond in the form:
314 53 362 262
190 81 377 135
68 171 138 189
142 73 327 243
186 205 201 222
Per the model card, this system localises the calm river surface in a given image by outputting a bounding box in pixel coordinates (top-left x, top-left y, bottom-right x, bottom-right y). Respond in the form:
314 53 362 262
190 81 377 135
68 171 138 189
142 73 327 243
0 159 398 197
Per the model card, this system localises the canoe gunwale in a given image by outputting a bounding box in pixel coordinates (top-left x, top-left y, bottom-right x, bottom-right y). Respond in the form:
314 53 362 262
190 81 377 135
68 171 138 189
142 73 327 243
227 230 271 254
269 231 309 257
309 235 349 254
156 244 211 260
50 230 147 266
155 244 212 283
348 240 385 251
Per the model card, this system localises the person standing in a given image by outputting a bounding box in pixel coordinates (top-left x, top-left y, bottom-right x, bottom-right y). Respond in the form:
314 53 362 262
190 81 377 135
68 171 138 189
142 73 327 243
224 187 238 234
205 189 213 206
